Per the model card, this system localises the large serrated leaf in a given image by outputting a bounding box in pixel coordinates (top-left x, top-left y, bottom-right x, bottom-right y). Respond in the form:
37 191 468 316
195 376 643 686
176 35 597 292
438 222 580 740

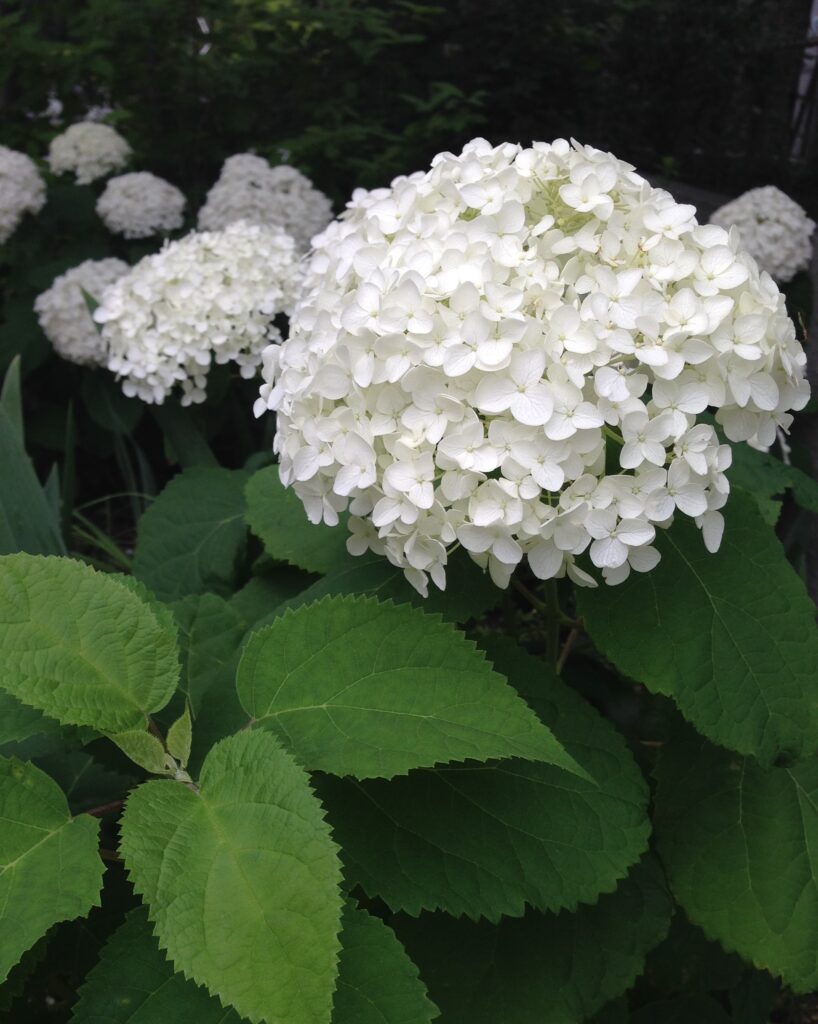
173 593 246 714
133 468 250 602
333 903 438 1024
317 636 649 919
237 595 581 780
577 490 818 764
72 905 243 1023
244 466 349 575
0 757 103 983
395 856 672 1024
654 726 818 992
119 730 344 1024
0 554 179 732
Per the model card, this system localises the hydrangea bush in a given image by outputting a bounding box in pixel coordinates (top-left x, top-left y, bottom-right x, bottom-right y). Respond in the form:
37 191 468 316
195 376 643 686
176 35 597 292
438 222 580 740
95 220 302 404
1 134 818 1024
710 185 816 284
257 138 808 594
96 171 186 238
198 152 334 251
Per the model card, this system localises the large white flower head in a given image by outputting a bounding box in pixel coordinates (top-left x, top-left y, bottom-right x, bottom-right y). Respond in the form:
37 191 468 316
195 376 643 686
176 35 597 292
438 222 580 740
96 172 186 239
710 186 815 284
95 221 301 406
34 257 129 366
257 137 810 596
198 153 334 252
0 145 46 244
47 122 131 185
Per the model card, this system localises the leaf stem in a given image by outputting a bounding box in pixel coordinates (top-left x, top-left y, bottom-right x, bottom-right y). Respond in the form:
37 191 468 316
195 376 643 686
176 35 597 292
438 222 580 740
85 799 125 818
556 625 581 675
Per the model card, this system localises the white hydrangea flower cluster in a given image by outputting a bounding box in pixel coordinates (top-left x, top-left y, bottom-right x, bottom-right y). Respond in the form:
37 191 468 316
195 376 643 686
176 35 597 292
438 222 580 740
0 145 46 244
257 137 810 595
34 258 129 367
710 186 815 284
47 122 131 185
198 153 334 251
95 221 301 405
96 172 186 239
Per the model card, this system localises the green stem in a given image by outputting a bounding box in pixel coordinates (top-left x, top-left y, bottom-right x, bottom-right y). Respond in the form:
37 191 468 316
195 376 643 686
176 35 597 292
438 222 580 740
603 426 625 446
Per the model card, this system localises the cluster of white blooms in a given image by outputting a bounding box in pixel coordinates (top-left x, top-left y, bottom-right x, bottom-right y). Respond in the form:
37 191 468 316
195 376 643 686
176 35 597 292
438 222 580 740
95 221 301 405
198 153 334 251
710 186 816 284
34 258 129 366
96 172 186 238
47 123 131 185
257 137 810 595
0 145 46 244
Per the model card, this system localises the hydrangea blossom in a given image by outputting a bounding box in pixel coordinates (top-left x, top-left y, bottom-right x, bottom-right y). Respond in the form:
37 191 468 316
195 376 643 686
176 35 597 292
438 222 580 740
34 258 129 366
95 221 301 405
710 186 815 284
96 172 186 238
0 145 46 244
257 137 809 596
47 123 131 185
198 153 334 252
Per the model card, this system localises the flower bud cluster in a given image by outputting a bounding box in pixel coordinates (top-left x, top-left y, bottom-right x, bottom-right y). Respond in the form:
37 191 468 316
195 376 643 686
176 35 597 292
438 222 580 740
96 221 301 405
198 154 333 252
258 138 809 595
710 186 815 284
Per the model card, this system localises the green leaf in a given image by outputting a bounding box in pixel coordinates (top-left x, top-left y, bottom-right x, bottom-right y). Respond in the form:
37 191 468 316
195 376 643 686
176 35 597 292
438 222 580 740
73 902 436 1024
173 594 246 714
245 466 349 575
111 731 171 775
238 595 582 780
654 726 818 992
0 756 103 983
275 549 501 625
630 996 730 1024
0 690 61 748
72 905 243 1023
229 566 316 627
151 404 219 469
333 902 438 1024
133 468 249 602
0 554 179 732
729 444 818 516
577 491 818 764
166 706 192 768
119 730 344 1024
0 405 65 556
318 636 649 919
0 355 23 445
395 857 672 1024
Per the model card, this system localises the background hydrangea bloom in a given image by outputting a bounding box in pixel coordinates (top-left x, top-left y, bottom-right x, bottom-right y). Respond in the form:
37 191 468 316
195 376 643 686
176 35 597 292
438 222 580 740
710 186 815 284
0 145 46 244
47 122 131 184
96 171 186 238
95 220 301 405
34 257 129 366
257 137 809 596
198 153 333 252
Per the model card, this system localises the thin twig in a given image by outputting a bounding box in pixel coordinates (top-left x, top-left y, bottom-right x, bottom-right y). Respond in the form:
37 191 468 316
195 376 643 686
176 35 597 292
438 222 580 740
556 625 581 675
99 848 123 863
85 799 125 818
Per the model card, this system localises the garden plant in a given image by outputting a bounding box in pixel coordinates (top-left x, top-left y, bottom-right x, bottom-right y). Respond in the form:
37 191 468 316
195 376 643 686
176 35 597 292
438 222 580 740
0 91 817 1024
